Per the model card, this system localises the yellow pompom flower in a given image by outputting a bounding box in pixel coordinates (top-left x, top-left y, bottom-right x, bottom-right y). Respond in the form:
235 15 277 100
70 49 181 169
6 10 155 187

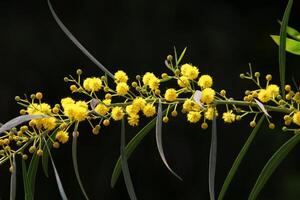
27 103 51 115
182 99 200 112
266 84 280 98
42 117 57 130
198 75 213 88
103 99 111 105
164 88 177 102
143 104 156 117
111 106 125 121
56 131 69 144
116 82 129 95
177 76 190 88
128 114 139 126
132 97 146 111
63 101 88 122
205 107 217 120
126 105 139 116
181 63 199 80
114 70 128 83
187 111 201 123
201 88 215 104
148 77 160 91
142 72 156 85
83 77 102 92
95 104 109 116
222 110 236 123
61 97 75 109
293 111 300 126
258 89 271 103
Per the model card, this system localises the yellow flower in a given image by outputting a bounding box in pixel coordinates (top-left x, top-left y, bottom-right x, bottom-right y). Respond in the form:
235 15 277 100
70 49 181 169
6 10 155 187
132 97 146 111
95 104 109 116
42 117 57 130
116 82 129 95
266 84 280 98
177 76 190 88
128 114 139 126
205 107 217 120
181 63 199 80
142 72 156 85
258 89 271 103
293 111 300 126
182 99 200 112
198 75 213 88
143 104 156 117
103 99 111 105
111 106 124 121
63 101 88 122
187 111 201 123
27 103 51 115
148 77 160 91
222 110 235 123
201 88 215 104
164 88 177 102
83 77 102 92
61 97 75 109
126 105 139 116
56 131 69 144
114 70 128 83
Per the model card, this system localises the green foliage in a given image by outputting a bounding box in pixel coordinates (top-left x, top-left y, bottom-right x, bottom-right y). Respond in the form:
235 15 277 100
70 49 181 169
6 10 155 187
271 35 300 55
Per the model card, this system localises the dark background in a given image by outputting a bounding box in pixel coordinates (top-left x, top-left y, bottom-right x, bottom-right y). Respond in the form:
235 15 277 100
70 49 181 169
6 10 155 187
1 0 300 199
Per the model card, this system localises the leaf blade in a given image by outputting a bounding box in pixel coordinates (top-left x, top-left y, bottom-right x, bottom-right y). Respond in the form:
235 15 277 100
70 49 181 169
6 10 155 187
10 154 17 200
217 115 265 200
248 134 300 200
209 114 217 200
22 158 32 200
271 35 300 55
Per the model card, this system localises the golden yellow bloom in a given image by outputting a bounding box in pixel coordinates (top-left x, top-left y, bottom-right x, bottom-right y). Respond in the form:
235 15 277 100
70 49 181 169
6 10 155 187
95 104 109 116
182 99 200 112
177 76 189 88
126 105 139 116
148 77 160 91
266 84 280 98
187 111 201 123
63 101 88 122
103 99 111 105
114 70 128 83
56 131 69 144
61 97 75 109
258 89 271 103
205 107 217 120
111 106 125 121
181 63 199 80
116 82 129 95
198 75 213 88
27 103 51 115
128 114 139 126
201 88 215 104
293 111 300 126
142 72 156 85
42 117 57 130
222 110 236 123
143 104 156 117
132 97 146 111
83 77 102 92
164 88 177 102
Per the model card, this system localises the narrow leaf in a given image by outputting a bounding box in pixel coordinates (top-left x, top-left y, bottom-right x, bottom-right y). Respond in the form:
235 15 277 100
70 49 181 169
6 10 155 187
43 138 68 200
0 114 47 133
121 119 137 200
279 0 293 97
271 35 300 55
10 154 17 200
22 159 32 200
27 153 39 198
156 100 182 180
218 116 265 200
254 99 271 118
248 134 300 200
72 128 90 200
278 20 300 39
176 47 187 66
46 0 114 79
209 114 217 200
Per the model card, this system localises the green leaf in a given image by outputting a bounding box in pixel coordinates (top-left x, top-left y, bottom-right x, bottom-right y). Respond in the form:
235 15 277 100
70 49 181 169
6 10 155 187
209 114 217 200
176 47 187 66
46 0 114 79
218 116 265 200
110 109 169 188
27 153 40 198
121 119 137 200
43 138 68 200
278 0 293 97
155 100 182 180
72 123 90 200
271 35 300 55
22 158 32 200
278 20 300 40
10 154 17 200
248 134 300 200
42 128 60 178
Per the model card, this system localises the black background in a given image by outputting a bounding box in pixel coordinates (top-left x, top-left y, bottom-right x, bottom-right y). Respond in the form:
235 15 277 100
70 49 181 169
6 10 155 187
1 0 300 199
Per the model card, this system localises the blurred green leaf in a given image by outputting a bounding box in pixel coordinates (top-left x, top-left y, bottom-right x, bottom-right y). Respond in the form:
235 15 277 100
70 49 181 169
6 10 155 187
209 114 217 200
27 153 39 198
121 119 137 200
22 158 32 200
176 47 187 66
10 154 17 200
248 134 300 200
278 20 300 40
218 116 265 200
271 35 300 55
